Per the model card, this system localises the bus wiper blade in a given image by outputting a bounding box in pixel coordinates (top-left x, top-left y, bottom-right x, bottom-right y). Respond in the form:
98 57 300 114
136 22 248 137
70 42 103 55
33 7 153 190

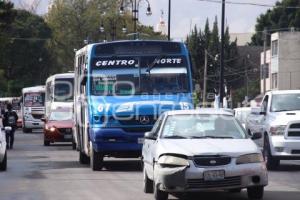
146 55 165 73
163 135 188 139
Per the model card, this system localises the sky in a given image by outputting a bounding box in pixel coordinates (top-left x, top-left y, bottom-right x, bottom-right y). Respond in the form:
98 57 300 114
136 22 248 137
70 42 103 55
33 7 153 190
11 0 278 40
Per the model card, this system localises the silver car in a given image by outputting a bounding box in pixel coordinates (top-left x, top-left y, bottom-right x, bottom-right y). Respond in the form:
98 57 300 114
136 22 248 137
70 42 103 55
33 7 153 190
142 109 268 200
0 127 8 171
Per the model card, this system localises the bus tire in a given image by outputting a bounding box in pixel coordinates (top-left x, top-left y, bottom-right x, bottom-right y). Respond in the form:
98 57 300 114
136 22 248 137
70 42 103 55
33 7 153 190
79 151 90 164
90 144 103 171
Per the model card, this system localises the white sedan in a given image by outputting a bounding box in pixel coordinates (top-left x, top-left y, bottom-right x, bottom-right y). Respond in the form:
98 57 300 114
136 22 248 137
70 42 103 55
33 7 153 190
0 127 7 171
142 109 268 200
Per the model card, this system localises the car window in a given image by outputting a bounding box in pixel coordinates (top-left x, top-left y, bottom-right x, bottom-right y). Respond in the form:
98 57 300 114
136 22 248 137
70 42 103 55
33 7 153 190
49 111 73 121
161 114 246 139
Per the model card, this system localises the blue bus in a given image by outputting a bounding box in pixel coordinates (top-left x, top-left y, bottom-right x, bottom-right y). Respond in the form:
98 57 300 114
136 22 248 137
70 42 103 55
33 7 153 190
74 40 194 170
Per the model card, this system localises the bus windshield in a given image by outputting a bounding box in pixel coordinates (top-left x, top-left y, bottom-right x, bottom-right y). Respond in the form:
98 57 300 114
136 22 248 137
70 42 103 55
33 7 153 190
91 68 189 96
91 56 189 96
54 78 74 102
24 92 45 107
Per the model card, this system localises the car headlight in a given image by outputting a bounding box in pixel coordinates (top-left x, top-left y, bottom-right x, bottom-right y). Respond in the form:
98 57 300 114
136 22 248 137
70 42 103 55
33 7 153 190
270 125 286 136
50 127 56 132
158 155 189 167
236 153 263 165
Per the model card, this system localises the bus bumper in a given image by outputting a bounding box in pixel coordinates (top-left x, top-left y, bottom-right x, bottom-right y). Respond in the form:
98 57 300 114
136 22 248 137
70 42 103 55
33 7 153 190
90 128 144 157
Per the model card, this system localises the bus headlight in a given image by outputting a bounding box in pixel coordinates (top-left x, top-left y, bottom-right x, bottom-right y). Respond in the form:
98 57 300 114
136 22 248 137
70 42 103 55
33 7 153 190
236 153 263 165
158 155 189 167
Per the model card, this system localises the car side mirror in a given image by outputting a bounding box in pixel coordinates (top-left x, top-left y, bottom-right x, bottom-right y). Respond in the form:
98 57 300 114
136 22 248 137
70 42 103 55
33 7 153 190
251 132 262 140
144 132 157 140
41 118 46 122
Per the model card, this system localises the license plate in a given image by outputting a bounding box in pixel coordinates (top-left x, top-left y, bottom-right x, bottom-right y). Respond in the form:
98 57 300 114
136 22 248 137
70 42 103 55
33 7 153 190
138 138 144 144
64 135 72 139
203 170 225 181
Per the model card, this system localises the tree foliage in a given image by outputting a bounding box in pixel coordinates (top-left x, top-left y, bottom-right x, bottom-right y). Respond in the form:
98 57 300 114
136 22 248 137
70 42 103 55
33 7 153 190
186 17 238 100
0 5 53 96
251 0 300 45
46 0 165 71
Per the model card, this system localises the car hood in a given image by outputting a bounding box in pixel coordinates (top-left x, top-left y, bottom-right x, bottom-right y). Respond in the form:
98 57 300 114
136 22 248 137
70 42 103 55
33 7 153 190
156 139 260 158
269 111 300 126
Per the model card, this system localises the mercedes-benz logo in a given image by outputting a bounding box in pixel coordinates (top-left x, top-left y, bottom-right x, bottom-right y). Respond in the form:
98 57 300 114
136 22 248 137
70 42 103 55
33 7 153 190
139 116 150 125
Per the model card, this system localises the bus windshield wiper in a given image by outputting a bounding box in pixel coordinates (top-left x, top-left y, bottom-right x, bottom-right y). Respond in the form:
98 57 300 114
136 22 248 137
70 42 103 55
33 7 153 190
146 55 165 74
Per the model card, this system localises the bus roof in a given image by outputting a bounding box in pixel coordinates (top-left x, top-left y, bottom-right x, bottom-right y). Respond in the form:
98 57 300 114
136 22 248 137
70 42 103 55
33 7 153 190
46 72 74 83
75 40 186 56
22 85 45 93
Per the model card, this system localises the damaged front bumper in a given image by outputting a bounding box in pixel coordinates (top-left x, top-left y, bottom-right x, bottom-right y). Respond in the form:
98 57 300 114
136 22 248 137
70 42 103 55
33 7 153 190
154 161 268 192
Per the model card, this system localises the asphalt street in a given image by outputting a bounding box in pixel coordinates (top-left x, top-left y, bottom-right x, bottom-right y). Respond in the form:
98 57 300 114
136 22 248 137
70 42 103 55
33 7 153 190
1 130 300 200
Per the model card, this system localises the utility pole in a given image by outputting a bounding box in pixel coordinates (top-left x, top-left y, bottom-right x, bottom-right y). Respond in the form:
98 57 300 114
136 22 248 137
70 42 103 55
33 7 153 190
263 28 267 94
203 50 208 107
168 0 171 40
244 57 249 104
219 0 225 108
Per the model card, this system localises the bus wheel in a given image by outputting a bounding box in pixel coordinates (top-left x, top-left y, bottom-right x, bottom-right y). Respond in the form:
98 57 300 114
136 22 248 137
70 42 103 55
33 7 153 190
90 143 104 171
79 151 90 164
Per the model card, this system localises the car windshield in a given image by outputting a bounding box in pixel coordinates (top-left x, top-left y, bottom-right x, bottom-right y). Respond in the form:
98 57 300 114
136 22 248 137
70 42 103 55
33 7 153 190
54 78 74 102
161 114 246 139
91 68 189 96
271 93 300 112
49 111 72 121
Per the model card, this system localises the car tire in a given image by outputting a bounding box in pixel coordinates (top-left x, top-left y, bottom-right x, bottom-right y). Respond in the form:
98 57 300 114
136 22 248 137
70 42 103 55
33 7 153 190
44 140 50 146
90 144 103 171
143 165 153 193
23 127 31 133
79 151 90 164
154 181 168 200
263 135 279 170
247 186 264 199
0 151 7 171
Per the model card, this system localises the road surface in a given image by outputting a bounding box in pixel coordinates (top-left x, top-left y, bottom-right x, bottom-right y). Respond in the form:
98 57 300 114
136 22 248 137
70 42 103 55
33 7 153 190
1 130 300 200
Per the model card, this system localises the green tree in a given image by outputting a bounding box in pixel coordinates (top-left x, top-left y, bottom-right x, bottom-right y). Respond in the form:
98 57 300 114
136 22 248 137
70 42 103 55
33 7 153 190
251 0 300 45
0 9 53 96
46 0 165 72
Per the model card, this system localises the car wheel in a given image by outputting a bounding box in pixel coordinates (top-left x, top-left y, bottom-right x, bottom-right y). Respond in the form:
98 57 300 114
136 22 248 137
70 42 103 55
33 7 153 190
44 140 50 146
154 181 168 200
90 143 104 171
79 150 90 164
143 165 153 193
23 127 30 133
0 151 7 171
263 136 279 170
247 186 264 199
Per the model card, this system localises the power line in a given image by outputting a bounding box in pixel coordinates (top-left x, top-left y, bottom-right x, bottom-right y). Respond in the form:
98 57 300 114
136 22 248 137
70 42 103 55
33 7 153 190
196 0 300 9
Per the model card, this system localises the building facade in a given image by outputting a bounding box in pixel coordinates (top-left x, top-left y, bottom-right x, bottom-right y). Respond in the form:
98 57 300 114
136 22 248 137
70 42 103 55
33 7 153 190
261 31 300 93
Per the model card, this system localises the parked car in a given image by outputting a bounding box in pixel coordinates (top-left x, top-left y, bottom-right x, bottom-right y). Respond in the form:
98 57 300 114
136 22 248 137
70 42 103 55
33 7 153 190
255 90 300 170
42 109 74 146
142 109 268 200
234 107 251 129
0 127 8 171
245 107 264 150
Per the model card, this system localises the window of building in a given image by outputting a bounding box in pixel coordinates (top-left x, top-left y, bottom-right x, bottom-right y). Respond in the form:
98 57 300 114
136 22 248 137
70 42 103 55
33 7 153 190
261 63 269 79
271 40 278 57
272 73 278 89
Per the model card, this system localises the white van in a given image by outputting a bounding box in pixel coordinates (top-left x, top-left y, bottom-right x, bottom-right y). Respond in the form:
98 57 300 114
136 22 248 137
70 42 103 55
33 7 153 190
21 86 45 133
45 73 74 118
